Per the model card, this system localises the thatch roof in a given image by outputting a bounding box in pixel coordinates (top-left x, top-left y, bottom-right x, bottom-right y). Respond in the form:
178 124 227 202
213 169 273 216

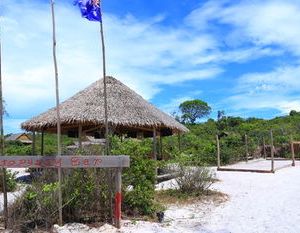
21 76 188 136
5 133 32 144
5 133 26 141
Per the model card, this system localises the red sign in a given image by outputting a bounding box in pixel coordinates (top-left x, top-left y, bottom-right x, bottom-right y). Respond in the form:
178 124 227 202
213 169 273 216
0 156 130 168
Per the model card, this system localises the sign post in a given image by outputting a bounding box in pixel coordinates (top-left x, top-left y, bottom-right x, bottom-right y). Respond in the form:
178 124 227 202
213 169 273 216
115 167 122 228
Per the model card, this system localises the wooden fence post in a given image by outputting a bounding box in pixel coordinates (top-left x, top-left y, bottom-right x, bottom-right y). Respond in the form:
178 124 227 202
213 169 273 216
115 168 122 229
216 135 220 169
263 137 266 159
245 134 248 162
270 130 274 172
291 142 295 167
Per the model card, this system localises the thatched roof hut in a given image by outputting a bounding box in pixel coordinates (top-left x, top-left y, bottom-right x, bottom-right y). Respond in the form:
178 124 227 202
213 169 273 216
5 133 32 144
21 76 188 138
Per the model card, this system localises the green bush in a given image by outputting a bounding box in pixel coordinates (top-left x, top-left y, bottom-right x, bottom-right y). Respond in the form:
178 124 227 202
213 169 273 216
176 166 215 194
111 137 157 215
9 168 112 229
5 141 32 155
0 169 17 192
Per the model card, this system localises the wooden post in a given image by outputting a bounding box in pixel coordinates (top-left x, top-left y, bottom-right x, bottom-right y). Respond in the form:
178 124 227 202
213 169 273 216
153 128 157 161
245 134 248 162
0 26 8 229
178 133 181 152
32 131 36 156
1 169 7 229
40 130 44 173
270 130 274 172
159 133 163 160
115 168 122 229
98 1 109 156
41 130 44 156
50 0 63 225
216 135 220 169
153 128 157 178
263 137 266 159
78 124 82 149
291 142 295 167
256 138 260 159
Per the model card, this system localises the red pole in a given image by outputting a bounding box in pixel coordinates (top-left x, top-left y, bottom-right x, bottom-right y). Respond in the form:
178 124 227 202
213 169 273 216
115 168 122 228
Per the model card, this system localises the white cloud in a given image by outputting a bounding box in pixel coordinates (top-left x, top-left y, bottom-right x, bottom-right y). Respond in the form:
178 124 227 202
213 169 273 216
186 0 300 55
159 96 194 115
226 65 300 114
276 100 300 114
1 0 225 121
185 0 300 115
237 65 300 94
159 89 204 115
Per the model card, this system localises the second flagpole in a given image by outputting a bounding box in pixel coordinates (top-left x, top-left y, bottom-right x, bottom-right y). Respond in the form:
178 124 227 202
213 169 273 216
0 21 8 230
50 0 63 226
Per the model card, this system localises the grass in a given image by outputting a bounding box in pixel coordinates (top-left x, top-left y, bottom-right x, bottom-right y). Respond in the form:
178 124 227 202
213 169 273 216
155 189 228 206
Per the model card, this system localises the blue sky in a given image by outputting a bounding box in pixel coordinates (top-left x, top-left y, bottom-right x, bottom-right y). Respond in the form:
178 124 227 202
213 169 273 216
1 0 300 133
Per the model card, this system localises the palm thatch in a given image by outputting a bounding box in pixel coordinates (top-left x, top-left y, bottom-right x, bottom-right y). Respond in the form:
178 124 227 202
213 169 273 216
21 76 188 137
5 133 32 144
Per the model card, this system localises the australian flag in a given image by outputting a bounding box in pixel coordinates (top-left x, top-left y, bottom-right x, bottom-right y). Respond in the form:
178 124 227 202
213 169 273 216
74 0 102 22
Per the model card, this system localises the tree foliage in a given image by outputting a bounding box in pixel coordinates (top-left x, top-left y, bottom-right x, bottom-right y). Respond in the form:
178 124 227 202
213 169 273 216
179 99 211 124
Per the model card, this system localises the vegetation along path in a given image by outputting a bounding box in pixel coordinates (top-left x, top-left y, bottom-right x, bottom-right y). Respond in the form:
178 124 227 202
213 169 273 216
53 162 300 233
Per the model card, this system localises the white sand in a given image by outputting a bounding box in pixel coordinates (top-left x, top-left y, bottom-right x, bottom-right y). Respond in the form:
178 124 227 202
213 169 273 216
206 161 300 233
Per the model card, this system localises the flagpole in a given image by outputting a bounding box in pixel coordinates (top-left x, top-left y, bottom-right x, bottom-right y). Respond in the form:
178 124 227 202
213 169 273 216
98 0 115 224
0 24 8 230
50 0 63 226
99 1 109 156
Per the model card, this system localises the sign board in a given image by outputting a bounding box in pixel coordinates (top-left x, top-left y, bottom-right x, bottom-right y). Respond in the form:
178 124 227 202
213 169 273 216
0 155 130 229
0 155 130 168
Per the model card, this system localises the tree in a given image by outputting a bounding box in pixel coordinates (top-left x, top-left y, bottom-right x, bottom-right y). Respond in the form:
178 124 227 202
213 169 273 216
289 110 300 116
179 99 211 124
217 110 225 121
171 111 181 122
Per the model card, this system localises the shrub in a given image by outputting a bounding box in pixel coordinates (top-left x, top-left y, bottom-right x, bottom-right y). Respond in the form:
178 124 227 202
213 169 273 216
5 141 32 155
176 166 215 194
9 169 112 230
0 169 17 192
220 134 245 164
111 137 157 215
